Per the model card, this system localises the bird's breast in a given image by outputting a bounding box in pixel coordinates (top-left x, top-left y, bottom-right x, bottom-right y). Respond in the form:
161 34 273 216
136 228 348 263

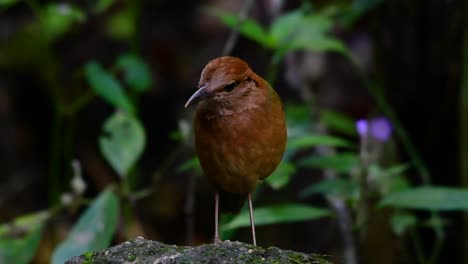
194 98 286 193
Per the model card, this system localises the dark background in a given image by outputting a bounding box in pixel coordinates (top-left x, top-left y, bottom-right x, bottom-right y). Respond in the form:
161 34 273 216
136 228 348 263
0 0 466 263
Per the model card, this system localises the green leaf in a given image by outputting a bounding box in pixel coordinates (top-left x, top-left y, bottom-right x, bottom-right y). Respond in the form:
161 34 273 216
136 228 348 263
0 211 49 236
0 225 43 264
320 110 357 136
288 134 355 151
272 12 348 55
269 9 304 47
222 204 331 231
298 152 359 173
116 54 153 92
94 0 116 13
106 8 136 40
380 187 468 211
0 0 20 6
265 162 296 190
285 103 312 139
289 33 347 55
371 164 411 194
390 212 417 236
208 9 270 47
85 62 135 114
99 111 146 177
370 164 410 178
177 156 202 174
52 189 119 264
341 0 384 26
42 3 85 41
300 178 357 198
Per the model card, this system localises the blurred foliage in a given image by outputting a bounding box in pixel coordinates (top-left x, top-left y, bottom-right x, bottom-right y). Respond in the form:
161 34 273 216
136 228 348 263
99 111 146 178
0 212 48 264
52 189 119 263
380 187 468 211
222 204 332 232
0 0 465 263
209 6 348 59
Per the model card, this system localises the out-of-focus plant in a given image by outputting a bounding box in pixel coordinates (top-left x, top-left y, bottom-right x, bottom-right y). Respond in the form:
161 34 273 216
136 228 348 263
207 2 468 263
208 4 347 83
0 0 153 262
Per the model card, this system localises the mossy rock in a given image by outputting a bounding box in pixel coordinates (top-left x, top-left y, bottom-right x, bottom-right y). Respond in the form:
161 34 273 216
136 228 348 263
66 237 331 264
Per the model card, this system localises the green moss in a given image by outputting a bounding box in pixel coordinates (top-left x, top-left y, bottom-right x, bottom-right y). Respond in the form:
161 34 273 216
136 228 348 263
126 253 136 261
82 251 94 264
65 238 332 264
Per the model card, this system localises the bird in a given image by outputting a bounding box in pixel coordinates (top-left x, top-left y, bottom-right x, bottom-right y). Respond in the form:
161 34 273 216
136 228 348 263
185 56 287 246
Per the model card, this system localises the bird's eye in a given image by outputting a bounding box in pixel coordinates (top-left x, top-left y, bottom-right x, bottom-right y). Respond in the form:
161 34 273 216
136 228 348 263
224 81 237 92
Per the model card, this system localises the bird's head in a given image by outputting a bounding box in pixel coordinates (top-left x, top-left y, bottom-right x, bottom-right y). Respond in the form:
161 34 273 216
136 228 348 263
185 56 263 109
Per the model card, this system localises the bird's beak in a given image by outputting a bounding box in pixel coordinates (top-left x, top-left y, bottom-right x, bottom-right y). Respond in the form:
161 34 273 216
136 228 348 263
185 84 209 108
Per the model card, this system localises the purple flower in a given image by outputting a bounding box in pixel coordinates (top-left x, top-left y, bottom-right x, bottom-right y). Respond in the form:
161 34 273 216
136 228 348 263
356 119 368 136
356 117 393 142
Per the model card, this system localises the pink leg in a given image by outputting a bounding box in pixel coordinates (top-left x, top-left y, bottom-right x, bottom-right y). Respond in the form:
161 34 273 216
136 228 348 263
214 191 221 243
248 192 257 246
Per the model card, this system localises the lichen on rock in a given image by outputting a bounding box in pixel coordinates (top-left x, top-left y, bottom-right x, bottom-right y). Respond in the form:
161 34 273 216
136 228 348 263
65 237 331 264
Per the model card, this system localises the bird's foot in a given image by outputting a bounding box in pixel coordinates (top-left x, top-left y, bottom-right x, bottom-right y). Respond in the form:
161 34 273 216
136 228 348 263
214 235 222 244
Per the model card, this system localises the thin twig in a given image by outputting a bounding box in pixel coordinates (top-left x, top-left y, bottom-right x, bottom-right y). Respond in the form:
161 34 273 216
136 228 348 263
221 0 256 56
346 55 430 184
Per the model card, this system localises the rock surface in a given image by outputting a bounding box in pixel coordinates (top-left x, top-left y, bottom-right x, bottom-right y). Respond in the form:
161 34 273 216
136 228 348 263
65 237 331 264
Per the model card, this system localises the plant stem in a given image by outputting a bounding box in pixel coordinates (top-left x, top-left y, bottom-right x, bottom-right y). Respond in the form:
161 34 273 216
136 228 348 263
346 56 431 184
409 227 427 264
221 0 256 56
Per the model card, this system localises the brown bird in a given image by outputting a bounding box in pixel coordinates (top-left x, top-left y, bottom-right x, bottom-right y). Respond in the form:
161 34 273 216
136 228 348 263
185 56 287 246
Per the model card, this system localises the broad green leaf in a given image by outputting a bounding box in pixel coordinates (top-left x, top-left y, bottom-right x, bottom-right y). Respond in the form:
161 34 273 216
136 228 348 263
273 13 348 55
94 0 115 13
177 156 202 174
288 134 354 151
300 178 357 198
320 110 357 136
387 175 411 193
384 164 411 177
0 211 49 236
106 8 136 40
222 204 331 231
369 164 410 178
298 152 359 173
0 225 43 264
208 9 270 47
116 54 153 92
390 212 417 236
99 111 146 177
269 9 303 47
219 213 237 239
52 189 119 264
285 103 312 139
371 164 411 194
342 0 384 26
42 3 85 41
289 33 347 55
380 187 468 211
0 0 20 6
265 162 296 190
85 62 135 114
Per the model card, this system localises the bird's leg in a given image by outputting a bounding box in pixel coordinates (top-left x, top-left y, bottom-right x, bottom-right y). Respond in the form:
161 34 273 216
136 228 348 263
248 192 257 246
214 191 221 243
